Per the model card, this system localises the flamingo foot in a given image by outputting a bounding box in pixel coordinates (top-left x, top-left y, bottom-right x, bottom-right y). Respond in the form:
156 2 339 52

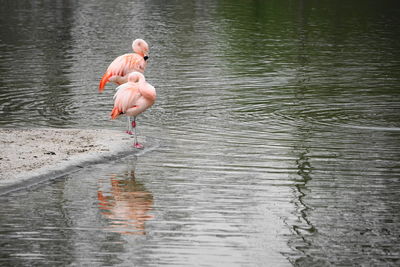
126 130 133 135
134 142 144 149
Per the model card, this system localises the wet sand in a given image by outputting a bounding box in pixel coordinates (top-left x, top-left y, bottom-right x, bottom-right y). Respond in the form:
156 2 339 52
0 128 137 194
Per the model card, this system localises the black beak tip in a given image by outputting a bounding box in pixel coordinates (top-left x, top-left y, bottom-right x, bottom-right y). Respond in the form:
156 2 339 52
144 56 149 61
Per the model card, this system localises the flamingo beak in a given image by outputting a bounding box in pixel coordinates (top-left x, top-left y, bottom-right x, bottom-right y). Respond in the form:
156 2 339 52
144 55 149 61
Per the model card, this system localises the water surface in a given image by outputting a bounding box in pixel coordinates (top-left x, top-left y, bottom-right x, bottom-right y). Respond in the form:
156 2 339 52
1 0 400 266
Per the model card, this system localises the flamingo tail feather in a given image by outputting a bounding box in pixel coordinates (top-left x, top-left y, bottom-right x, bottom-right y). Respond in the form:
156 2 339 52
110 107 122 119
99 71 113 92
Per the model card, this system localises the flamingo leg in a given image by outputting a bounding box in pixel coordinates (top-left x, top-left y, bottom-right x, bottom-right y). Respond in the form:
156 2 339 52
126 117 133 135
132 116 143 149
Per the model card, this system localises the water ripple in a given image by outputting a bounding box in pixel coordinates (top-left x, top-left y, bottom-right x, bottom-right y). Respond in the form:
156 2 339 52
1 0 400 266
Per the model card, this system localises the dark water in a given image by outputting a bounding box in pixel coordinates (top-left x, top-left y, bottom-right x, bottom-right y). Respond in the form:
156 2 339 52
1 0 400 266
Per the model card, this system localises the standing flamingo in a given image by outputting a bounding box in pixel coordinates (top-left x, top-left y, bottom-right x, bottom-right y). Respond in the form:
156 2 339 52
99 39 150 92
110 72 156 148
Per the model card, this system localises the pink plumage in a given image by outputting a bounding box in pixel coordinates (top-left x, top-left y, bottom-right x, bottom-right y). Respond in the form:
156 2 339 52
110 72 156 148
99 39 150 92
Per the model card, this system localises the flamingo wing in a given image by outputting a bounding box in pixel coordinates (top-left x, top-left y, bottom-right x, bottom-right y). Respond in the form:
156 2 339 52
108 53 145 77
111 83 141 119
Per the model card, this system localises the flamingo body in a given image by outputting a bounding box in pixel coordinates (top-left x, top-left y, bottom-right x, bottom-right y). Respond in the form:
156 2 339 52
111 73 156 119
110 72 156 148
99 39 149 92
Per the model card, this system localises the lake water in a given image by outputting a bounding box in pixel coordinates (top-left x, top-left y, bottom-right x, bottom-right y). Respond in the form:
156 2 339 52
1 0 400 266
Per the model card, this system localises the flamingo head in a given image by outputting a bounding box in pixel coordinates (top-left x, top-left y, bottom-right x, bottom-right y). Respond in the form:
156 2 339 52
127 72 145 83
132 39 149 61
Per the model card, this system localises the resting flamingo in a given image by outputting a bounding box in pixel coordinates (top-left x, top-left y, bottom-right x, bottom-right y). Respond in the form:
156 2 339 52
99 39 149 92
110 72 156 148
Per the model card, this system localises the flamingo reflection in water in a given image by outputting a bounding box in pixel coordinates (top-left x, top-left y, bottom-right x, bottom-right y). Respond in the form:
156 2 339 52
97 170 154 235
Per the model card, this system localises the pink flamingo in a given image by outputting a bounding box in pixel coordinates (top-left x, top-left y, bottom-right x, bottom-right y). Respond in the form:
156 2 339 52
110 72 156 148
99 39 149 92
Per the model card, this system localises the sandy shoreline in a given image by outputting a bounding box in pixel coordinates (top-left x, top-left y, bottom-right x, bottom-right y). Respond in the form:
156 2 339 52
0 128 139 194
